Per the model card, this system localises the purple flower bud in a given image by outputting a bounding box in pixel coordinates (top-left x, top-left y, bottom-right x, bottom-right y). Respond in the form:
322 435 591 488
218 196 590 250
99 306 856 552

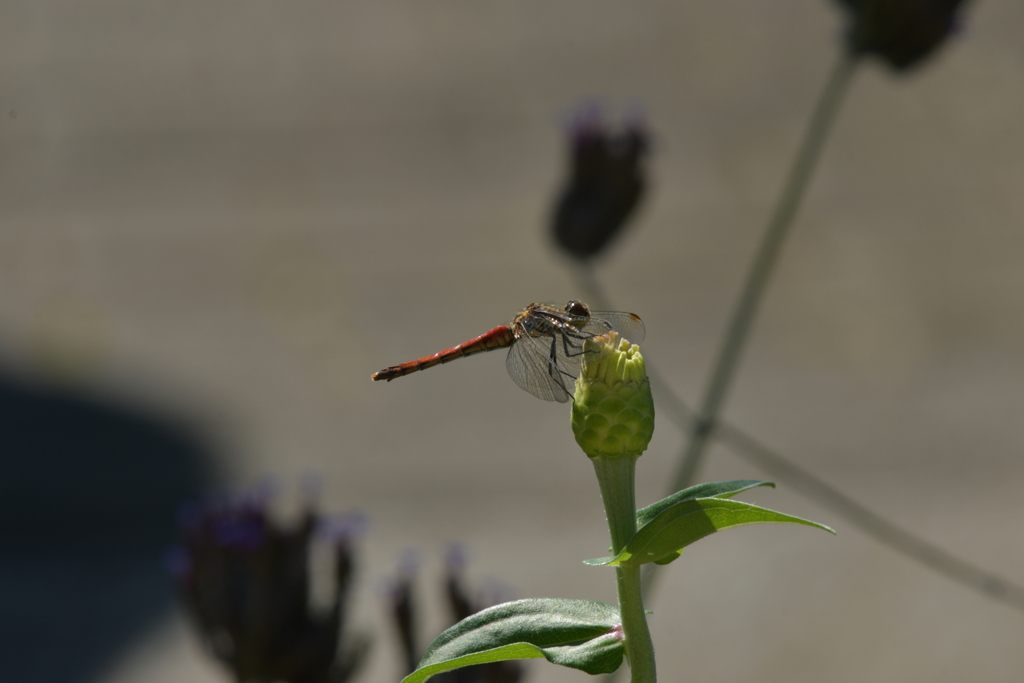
552 103 650 260
172 479 370 682
834 0 968 70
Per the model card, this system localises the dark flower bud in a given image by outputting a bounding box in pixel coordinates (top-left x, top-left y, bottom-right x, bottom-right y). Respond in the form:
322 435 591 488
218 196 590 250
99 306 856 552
444 544 475 623
391 548 524 683
551 105 649 260
388 550 422 675
170 483 369 683
834 0 968 70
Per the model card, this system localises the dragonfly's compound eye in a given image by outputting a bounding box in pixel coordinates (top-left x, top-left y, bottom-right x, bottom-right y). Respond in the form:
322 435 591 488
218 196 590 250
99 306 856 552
566 300 590 317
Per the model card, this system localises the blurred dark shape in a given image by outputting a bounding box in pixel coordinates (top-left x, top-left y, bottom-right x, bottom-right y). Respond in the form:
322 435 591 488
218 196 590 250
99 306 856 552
389 547 524 683
551 105 649 261
390 550 422 675
0 370 217 683
171 488 369 683
443 545 475 623
834 0 968 69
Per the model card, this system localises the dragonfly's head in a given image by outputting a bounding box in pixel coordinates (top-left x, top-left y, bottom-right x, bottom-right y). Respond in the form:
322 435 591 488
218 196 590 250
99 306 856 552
564 300 590 318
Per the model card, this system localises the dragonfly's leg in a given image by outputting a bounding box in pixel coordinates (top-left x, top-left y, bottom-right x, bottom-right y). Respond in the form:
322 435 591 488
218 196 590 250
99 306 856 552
548 337 566 378
559 327 598 359
547 337 576 391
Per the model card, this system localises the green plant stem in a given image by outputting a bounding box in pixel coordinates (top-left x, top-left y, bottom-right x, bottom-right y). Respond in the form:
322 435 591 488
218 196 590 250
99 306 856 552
616 565 652 682
592 455 656 683
668 50 860 495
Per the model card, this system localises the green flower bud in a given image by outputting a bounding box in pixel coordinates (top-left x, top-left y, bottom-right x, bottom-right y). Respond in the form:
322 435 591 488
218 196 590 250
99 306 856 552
571 331 654 459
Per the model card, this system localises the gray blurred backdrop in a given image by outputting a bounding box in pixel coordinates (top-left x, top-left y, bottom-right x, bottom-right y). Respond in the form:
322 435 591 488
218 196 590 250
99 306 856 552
2 1 1023 683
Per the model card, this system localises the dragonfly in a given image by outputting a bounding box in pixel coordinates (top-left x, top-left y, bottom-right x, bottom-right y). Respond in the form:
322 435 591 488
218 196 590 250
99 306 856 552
372 301 644 402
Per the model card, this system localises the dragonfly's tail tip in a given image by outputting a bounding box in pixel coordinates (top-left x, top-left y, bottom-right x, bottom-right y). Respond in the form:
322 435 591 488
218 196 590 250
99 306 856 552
371 369 395 382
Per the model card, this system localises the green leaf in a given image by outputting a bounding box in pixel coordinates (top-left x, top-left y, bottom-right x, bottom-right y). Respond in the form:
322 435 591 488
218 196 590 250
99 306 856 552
636 480 774 529
585 482 777 566
593 498 835 567
401 598 624 683
585 548 682 566
653 549 682 565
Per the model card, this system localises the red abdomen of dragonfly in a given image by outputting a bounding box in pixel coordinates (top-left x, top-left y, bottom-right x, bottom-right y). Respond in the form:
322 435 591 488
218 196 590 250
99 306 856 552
371 325 517 382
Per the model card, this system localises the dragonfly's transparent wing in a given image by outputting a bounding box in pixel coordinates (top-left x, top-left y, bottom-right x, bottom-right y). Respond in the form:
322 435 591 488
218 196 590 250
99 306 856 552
505 331 580 403
581 311 645 345
503 306 643 402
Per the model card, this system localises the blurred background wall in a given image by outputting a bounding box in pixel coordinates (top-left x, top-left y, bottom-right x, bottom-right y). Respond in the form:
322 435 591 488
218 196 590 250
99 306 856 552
1 1 1023 682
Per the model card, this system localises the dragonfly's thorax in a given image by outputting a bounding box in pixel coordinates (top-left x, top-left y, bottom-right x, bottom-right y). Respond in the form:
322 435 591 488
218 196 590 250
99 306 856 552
514 302 592 339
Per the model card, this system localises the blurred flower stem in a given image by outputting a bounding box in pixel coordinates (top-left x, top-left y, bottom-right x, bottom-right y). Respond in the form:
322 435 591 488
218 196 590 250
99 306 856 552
667 51 859 495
